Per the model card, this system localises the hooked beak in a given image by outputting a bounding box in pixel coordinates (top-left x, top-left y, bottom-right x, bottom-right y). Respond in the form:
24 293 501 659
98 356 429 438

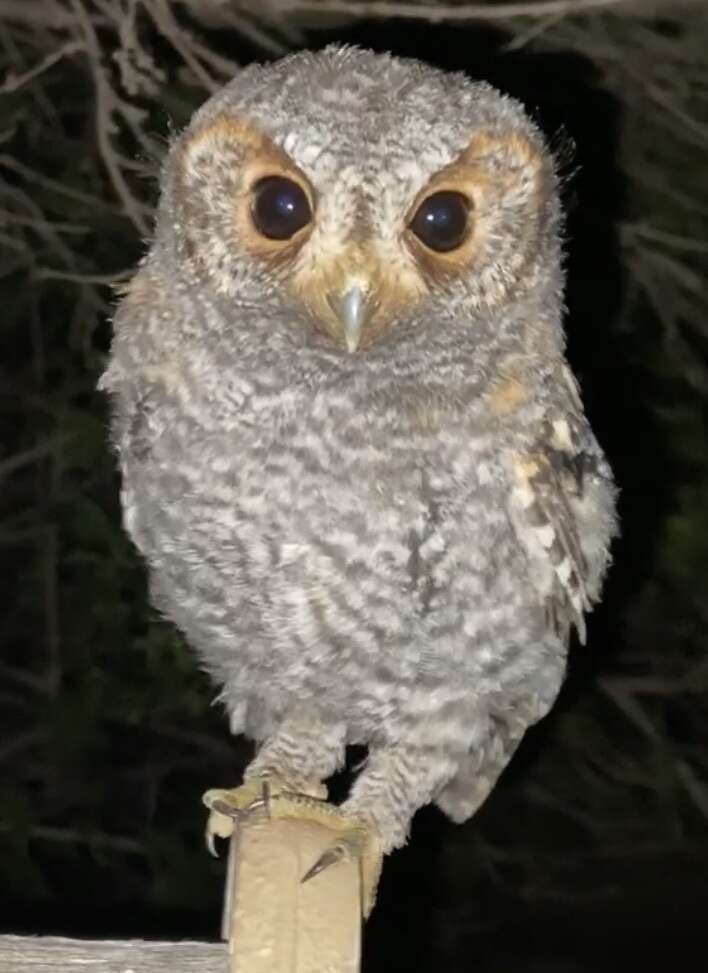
328 283 370 353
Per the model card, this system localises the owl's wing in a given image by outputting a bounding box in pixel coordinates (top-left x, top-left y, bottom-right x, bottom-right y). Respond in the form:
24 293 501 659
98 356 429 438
508 368 617 645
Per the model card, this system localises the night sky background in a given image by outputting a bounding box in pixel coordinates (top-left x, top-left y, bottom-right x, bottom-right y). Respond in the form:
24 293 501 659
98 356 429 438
2 3 707 971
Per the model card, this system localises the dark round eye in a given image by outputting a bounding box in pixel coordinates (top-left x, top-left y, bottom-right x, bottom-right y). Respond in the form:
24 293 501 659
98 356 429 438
409 190 471 253
251 176 311 241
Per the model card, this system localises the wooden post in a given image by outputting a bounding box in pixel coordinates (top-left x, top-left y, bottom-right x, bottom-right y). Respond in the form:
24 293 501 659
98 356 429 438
221 813 362 972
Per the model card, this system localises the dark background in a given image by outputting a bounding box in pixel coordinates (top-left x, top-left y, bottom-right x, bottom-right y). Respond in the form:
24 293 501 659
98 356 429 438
2 3 707 971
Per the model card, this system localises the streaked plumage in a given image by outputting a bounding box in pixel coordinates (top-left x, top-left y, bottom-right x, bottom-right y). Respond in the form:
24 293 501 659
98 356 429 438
101 46 617 900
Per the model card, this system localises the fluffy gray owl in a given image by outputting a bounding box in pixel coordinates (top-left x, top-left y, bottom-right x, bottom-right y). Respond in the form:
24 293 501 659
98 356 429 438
101 45 617 914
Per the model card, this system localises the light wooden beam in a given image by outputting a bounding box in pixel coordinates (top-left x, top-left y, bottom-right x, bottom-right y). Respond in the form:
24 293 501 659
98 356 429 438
0 935 224 971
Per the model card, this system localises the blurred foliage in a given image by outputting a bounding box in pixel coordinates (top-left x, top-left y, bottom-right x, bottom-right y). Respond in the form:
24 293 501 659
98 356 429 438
1 0 707 964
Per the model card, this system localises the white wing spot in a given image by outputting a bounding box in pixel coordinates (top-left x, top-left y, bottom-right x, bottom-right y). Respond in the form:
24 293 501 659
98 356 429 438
534 523 556 548
551 418 573 451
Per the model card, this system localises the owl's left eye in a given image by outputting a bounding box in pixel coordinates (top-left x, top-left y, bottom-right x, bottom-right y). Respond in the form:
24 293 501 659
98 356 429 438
251 176 312 241
409 190 471 253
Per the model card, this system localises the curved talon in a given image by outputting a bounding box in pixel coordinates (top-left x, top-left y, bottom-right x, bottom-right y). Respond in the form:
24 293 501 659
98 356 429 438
203 789 248 858
302 822 383 917
205 816 234 858
206 831 219 858
301 842 348 884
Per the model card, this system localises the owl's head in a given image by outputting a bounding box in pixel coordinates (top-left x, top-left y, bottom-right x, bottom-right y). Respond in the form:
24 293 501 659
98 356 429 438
156 46 563 356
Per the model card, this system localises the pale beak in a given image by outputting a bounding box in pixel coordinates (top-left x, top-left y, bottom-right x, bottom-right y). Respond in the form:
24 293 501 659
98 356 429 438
329 283 369 353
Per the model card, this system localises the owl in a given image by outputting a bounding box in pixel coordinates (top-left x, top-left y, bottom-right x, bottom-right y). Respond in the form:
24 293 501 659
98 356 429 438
100 45 617 915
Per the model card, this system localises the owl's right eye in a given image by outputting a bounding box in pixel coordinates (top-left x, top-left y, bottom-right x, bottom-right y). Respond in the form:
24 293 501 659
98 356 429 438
251 176 312 241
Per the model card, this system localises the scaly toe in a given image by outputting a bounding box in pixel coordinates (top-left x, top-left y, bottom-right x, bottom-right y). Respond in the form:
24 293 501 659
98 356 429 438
202 774 328 856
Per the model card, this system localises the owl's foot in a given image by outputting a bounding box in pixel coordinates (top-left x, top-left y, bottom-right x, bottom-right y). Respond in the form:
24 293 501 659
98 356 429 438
299 807 383 918
202 773 328 856
203 778 382 917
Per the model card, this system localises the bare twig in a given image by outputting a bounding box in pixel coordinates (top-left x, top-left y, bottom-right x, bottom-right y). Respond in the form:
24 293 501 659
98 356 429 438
67 0 152 234
0 40 83 93
269 0 635 23
0 729 43 764
33 267 132 284
0 823 148 855
0 437 69 479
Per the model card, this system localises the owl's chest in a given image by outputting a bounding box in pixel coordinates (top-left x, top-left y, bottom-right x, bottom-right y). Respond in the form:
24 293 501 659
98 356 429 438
125 382 523 617
138 393 512 579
